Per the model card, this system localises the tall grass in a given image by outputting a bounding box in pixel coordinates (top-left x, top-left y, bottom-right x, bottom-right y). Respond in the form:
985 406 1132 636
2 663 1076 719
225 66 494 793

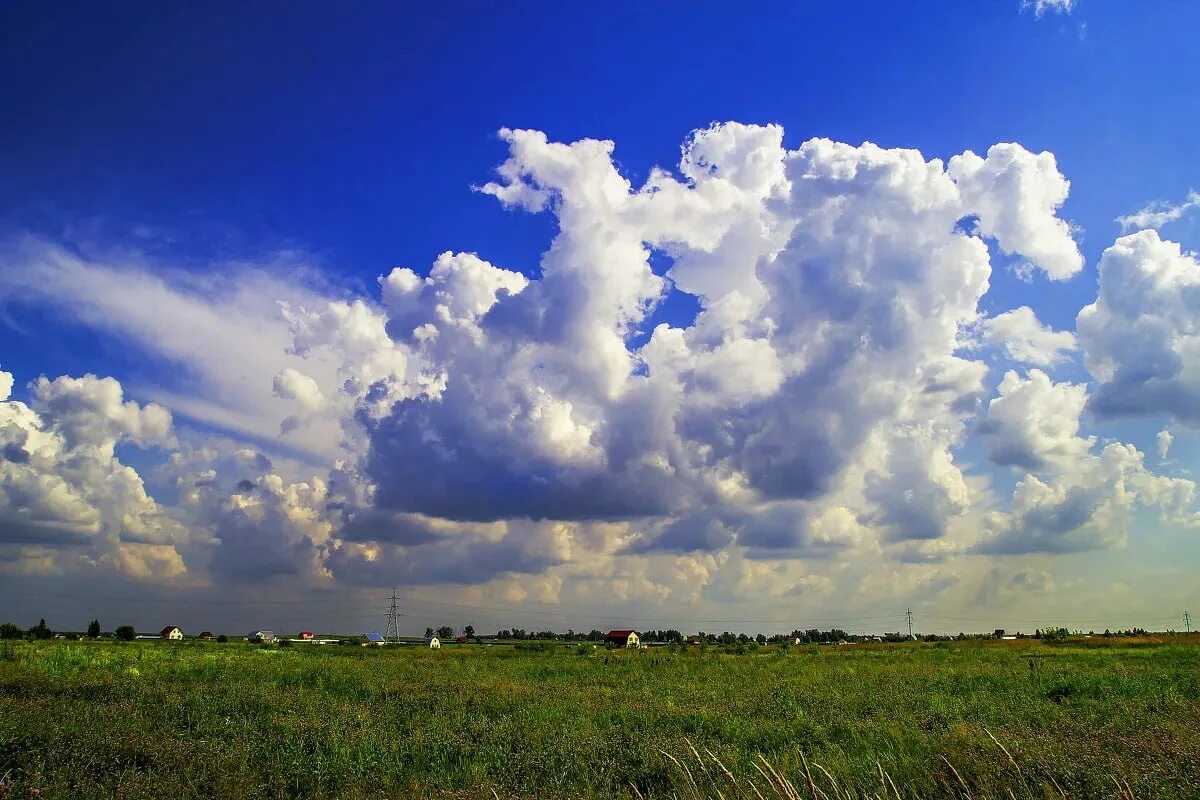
1 638 1198 798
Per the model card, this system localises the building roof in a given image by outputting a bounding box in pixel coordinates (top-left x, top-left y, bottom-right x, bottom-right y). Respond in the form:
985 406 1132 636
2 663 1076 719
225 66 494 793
198 631 213 638
299 631 314 637
363 632 385 642
605 629 637 638
160 626 180 636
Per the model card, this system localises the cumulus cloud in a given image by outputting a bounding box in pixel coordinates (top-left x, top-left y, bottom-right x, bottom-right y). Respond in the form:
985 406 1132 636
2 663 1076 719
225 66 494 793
1117 190 1199 232
0 370 186 577
5 123 1196 611
978 306 1078 367
978 370 1092 470
949 144 1083 280
1077 230 1200 422
1157 429 1173 460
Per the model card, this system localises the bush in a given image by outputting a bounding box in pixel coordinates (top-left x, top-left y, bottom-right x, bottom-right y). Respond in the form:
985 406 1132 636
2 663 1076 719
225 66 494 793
0 623 22 640
216 634 228 643
115 625 136 641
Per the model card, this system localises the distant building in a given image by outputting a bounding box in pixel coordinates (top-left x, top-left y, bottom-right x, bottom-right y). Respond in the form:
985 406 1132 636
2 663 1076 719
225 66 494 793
604 630 640 649
685 635 703 645
455 635 469 644
248 630 275 643
425 636 441 649
159 626 183 640
298 631 314 640
198 631 214 640
362 632 386 646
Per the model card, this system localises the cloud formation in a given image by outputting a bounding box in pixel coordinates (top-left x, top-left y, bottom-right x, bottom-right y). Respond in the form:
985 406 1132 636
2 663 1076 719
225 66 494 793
0 124 1195 618
1117 190 1199 232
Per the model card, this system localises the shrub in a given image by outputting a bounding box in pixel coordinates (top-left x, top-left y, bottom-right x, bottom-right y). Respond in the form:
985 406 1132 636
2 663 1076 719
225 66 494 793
0 623 22 640
115 625 136 641
216 634 228 643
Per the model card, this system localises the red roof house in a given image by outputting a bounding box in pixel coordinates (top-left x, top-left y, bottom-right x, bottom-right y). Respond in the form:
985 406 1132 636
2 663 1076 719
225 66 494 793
298 631 314 640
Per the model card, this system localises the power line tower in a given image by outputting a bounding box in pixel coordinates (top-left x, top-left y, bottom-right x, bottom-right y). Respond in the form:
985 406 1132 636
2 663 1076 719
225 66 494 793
384 587 401 643
1185 611 1192 633
905 608 914 640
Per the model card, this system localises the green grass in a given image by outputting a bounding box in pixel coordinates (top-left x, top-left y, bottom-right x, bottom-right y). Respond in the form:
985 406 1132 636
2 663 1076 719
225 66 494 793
1 638 1198 798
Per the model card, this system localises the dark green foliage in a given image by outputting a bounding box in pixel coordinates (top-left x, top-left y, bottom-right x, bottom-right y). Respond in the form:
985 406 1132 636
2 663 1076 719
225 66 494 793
26 619 52 640
114 625 135 641
86 619 101 638
0 623 22 640
216 634 228 643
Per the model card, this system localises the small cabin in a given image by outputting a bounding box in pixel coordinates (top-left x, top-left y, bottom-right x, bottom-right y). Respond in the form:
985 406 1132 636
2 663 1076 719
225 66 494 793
248 630 275 643
604 629 640 649
159 626 183 640
197 631 214 640
362 632 386 646
298 631 314 640
425 636 441 649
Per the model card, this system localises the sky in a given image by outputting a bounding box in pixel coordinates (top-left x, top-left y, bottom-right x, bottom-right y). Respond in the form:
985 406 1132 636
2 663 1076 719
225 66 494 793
2 1 1199 637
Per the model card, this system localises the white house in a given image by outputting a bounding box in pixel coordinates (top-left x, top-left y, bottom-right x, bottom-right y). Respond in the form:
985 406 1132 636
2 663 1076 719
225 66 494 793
159 626 183 640
425 636 441 649
604 630 640 649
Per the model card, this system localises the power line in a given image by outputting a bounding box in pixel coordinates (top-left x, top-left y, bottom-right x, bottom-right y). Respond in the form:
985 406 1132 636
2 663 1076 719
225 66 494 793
384 588 401 643
1186 611 1192 633
905 608 914 639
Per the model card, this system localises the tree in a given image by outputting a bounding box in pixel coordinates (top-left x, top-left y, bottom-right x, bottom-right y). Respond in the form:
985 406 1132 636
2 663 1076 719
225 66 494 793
28 618 52 640
436 625 454 639
0 623 22 640
87 619 101 638
464 625 475 637
425 627 434 638
216 634 228 643
115 625 136 641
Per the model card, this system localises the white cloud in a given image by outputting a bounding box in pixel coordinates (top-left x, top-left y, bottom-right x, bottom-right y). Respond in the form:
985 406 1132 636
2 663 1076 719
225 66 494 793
949 144 1083 280
0 240 346 460
1077 230 1200 422
978 306 1078 367
978 369 1092 470
1023 0 1076 18
0 370 186 578
1157 429 1173 460
3 124 1196 612
1116 190 1199 232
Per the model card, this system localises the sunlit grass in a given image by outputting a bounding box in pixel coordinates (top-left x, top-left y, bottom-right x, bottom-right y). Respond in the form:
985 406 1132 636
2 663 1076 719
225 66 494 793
1 637 1198 798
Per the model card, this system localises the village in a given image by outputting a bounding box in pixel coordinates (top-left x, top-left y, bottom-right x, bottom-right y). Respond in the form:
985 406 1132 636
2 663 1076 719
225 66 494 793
5 618 1153 648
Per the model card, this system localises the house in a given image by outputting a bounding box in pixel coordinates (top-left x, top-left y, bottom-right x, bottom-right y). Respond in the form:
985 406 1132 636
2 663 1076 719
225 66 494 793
298 631 314 640
604 629 640 649
425 636 441 649
685 635 703 645
362 632 386 646
159 626 183 640
248 630 275 643
455 635 469 644
198 631 214 640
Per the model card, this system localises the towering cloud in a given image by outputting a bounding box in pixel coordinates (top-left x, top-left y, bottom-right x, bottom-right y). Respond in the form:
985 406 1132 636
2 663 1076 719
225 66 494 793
0 124 1195 611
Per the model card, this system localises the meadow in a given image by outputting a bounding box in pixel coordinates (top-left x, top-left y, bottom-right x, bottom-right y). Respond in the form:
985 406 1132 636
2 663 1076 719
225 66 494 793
1 637 1198 799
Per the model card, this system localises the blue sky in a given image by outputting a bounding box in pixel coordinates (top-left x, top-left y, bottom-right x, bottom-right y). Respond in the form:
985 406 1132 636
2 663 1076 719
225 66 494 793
1 2 1199 636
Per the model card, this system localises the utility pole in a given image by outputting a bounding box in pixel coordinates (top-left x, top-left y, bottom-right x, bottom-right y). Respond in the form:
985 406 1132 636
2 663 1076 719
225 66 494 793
384 587 401 643
906 608 914 640
1185 611 1192 634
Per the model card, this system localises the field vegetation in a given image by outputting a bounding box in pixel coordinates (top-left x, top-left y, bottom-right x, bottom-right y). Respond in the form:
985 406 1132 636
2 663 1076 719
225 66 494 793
1 637 1198 799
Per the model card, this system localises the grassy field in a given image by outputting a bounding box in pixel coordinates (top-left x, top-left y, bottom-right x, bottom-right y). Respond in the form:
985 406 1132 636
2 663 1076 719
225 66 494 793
1 637 1198 799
